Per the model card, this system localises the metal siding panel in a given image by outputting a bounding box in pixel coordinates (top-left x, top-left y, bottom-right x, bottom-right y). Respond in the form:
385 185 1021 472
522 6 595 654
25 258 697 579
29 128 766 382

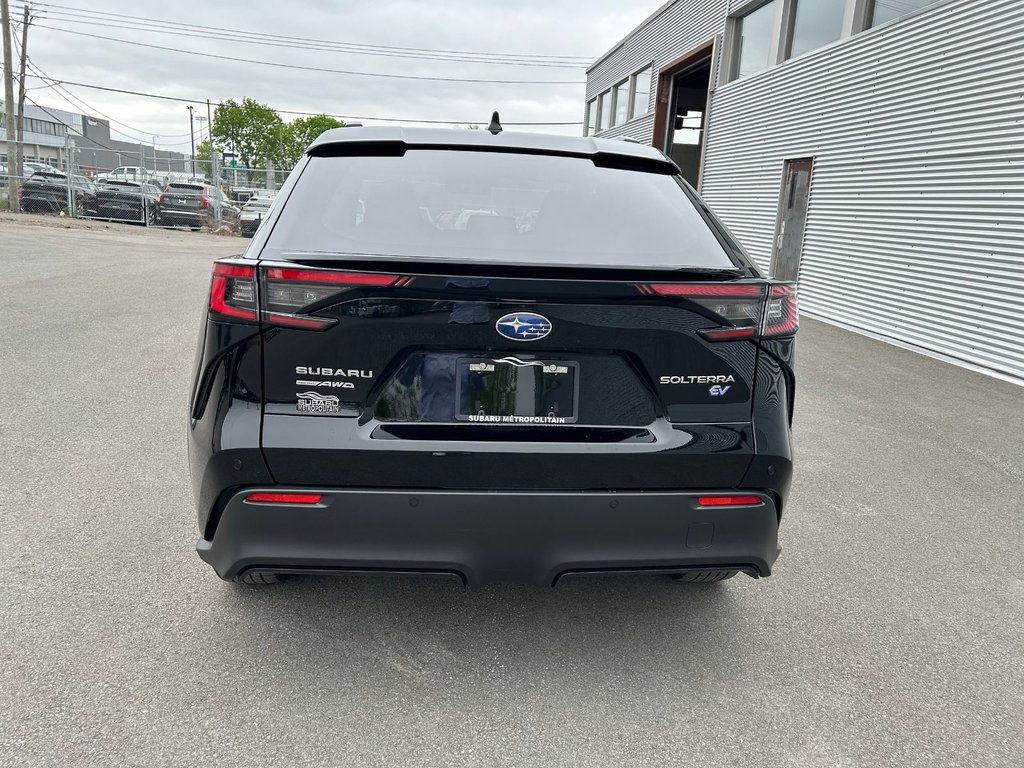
701 0 1024 381
585 0 729 142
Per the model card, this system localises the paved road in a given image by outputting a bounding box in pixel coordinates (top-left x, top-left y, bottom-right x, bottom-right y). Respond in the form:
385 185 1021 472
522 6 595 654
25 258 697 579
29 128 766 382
1 219 1021 767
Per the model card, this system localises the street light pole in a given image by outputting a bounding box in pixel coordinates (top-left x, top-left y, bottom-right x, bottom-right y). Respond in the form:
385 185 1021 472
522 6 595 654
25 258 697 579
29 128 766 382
187 105 195 178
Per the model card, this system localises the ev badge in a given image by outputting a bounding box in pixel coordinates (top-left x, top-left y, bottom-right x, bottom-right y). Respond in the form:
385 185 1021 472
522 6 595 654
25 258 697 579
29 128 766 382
709 384 732 397
495 312 552 342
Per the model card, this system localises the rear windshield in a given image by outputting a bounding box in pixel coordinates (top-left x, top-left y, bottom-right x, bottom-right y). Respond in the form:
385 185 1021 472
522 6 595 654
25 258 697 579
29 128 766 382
264 150 735 269
167 184 204 193
244 198 272 210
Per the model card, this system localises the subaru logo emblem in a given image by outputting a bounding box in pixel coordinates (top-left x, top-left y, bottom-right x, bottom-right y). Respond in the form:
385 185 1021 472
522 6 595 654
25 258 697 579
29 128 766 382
495 312 552 342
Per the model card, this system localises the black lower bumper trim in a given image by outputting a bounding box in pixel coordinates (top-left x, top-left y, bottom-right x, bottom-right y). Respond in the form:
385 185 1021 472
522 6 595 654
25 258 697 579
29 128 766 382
198 488 781 587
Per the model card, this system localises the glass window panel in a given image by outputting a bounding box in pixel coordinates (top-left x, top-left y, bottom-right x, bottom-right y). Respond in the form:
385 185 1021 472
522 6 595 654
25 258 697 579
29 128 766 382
585 100 597 136
872 0 943 26
614 81 630 125
631 67 652 118
736 0 779 79
790 0 846 58
598 92 612 131
267 150 736 270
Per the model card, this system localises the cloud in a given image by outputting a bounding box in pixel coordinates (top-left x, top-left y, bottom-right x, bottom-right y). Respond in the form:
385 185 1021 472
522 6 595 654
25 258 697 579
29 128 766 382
27 0 650 150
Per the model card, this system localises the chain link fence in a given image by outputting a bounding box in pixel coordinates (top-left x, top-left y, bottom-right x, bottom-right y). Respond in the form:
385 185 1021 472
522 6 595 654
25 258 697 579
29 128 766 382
2 138 289 236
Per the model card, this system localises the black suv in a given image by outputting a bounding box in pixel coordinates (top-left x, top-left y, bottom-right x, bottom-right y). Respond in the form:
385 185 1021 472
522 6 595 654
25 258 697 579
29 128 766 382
159 182 240 230
189 127 798 587
19 171 98 215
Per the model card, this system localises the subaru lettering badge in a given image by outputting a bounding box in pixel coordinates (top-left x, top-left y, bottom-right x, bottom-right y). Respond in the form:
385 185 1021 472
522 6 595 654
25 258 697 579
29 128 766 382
495 312 552 342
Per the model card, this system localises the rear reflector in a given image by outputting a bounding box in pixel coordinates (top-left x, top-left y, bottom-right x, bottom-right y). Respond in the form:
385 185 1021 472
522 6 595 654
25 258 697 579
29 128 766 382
697 495 764 507
245 492 323 504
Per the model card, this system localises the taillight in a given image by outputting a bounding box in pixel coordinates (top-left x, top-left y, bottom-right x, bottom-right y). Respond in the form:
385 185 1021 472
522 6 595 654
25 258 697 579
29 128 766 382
634 281 799 340
260 266 415 329
17 186 22 200
209 262 257 321
200 191 210 208
158 191 165 204
762 283 799 338
636 283 764 340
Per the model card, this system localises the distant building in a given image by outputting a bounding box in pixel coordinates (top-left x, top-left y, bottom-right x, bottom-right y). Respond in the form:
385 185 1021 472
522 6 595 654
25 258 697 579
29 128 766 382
585 0 1024 383
1 102 190 176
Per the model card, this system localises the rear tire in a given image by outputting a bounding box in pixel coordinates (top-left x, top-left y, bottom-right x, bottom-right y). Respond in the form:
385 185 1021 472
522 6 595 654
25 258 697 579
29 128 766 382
233 571 279 585
670 570 737 583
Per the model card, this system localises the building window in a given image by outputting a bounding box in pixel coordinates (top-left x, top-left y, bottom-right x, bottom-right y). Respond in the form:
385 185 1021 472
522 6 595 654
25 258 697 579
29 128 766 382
735 0 780 79
613 80 630 125
871 0 944 26
585 99 597 136
631 66 653 118
598 91 612 131
789 0 846 58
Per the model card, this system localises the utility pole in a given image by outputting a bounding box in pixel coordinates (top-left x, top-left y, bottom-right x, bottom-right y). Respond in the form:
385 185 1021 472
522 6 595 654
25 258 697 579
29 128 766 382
187 105 195 178
13 2 29 213
207 98 216 187
2 0 19 210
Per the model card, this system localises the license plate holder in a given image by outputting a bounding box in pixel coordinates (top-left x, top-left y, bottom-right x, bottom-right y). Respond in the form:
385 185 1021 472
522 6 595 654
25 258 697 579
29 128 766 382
456 357 579 424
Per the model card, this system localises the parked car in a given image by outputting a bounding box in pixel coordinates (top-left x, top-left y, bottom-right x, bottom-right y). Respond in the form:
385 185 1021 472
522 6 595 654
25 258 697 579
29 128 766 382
158 182 240 230
189 126 799 587
239 195 275 237
93 180 162 224
19 171 98 215
96 166 149 183
0 161 58 185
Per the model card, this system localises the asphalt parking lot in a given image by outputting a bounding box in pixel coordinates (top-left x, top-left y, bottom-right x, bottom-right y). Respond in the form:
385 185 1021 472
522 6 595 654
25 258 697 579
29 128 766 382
1 217 1021 767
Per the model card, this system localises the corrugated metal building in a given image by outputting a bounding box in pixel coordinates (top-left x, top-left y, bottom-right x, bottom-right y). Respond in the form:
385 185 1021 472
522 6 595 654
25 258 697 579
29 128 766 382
585 0 1024 383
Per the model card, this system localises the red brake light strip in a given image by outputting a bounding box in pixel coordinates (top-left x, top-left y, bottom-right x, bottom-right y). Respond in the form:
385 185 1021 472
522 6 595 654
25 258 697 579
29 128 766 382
264 268 408 286
637 283 763 297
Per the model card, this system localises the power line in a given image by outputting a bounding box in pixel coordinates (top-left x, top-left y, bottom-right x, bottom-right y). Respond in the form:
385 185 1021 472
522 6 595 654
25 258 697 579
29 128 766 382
29 9 590 69
18 74 585 125
27 59 193 146
32 25 589 84
26 2 594 64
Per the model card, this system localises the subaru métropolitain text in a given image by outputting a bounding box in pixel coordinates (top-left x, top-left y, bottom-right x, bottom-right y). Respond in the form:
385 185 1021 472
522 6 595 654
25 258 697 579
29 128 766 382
188 122 798 587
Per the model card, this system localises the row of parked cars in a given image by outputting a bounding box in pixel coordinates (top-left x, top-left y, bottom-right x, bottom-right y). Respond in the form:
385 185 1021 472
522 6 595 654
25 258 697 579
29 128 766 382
12 167 276 235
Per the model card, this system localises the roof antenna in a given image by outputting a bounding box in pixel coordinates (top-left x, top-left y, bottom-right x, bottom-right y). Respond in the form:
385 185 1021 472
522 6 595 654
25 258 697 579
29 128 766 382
486 111 503 135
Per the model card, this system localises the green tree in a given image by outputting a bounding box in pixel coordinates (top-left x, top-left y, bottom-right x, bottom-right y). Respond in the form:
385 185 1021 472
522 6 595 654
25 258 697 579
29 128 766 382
279 114 346 167
211 98 284 176
193 137 224 180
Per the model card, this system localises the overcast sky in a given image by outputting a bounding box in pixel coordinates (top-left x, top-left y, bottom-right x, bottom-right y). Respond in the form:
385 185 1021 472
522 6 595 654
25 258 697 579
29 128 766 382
23 0 654 151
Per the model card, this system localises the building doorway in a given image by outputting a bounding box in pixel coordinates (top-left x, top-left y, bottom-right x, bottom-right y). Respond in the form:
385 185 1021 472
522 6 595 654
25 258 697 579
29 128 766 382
771 158 815 282
651 41 714 188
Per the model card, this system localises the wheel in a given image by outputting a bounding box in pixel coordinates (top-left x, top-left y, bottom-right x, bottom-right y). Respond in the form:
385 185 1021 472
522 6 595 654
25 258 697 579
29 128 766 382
232 571 279 585
670 570 737 583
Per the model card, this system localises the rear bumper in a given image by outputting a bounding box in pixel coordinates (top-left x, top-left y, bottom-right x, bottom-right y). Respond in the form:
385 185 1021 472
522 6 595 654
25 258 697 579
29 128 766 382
197 488 780 586
160 210 202 225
